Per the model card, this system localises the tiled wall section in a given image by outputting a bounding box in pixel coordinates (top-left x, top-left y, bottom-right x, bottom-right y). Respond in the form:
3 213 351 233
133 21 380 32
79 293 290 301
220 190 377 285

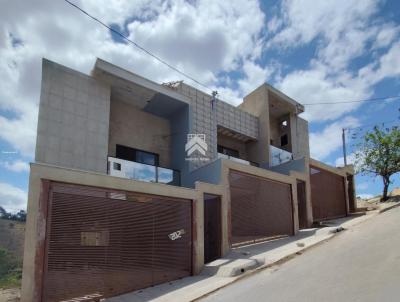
175 84 217 170
36 59 110 173
174 83 258 170
216 101 258 139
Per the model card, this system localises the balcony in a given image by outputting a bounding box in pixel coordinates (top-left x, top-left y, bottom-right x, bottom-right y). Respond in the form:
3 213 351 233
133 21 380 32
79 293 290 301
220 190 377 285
270 145 293 166
108 157 180 186
217 153 250 165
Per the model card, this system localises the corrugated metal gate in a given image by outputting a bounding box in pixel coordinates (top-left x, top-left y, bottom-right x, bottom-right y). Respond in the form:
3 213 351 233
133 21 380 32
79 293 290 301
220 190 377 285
229 171 294 246
310 166 347 221
43 182 192 302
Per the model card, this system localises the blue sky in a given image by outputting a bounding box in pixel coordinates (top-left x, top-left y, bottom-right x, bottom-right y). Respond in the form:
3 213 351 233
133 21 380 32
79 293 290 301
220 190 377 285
0 0 399 212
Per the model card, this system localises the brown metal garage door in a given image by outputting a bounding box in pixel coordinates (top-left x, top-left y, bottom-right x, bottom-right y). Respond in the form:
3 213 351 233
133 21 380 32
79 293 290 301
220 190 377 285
310 166 347 221
43 182 192 302
229 171 294 246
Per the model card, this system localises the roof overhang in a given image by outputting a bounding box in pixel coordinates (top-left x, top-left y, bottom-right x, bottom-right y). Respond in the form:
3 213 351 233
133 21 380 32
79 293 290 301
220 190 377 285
92 58 189 118
266 84 304 114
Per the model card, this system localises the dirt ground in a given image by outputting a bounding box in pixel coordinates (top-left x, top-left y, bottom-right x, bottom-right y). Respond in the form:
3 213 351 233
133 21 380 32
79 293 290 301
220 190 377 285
0 288 20 302
357 188 400 210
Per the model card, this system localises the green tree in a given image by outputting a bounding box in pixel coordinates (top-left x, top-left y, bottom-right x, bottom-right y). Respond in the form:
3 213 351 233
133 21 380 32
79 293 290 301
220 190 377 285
355 126 400 201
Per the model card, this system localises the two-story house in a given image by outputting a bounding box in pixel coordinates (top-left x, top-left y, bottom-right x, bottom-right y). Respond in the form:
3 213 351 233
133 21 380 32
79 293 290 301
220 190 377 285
21 58 356 302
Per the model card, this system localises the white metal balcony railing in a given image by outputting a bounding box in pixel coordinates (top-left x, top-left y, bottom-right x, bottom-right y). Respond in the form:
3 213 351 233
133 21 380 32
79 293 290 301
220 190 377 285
217 153 250 165
270 145 293 166
108 157 180 186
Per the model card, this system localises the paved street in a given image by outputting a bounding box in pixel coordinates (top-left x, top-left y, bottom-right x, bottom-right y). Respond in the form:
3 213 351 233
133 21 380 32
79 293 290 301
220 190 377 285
201 207 400 302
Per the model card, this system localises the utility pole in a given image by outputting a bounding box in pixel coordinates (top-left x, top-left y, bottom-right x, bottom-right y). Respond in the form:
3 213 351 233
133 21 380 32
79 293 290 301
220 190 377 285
342 128 347 166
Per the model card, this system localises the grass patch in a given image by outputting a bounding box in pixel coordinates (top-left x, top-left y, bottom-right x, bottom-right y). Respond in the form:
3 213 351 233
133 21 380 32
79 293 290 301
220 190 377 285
0 247 22 289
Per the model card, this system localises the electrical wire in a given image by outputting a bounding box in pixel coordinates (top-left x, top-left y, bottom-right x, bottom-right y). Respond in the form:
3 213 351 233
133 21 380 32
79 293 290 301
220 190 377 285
63 0 212 93
63 0 400 108
346 119 399 131
303 95 400 106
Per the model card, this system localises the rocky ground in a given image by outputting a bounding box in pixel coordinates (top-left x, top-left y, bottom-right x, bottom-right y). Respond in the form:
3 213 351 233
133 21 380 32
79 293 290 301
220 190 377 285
0 288 20 302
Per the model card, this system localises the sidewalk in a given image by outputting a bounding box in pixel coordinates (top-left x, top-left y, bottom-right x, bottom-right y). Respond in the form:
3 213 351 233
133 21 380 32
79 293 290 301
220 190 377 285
105 210 382 302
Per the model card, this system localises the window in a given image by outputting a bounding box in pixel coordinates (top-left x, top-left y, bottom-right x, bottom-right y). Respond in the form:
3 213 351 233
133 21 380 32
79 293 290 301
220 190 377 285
116 145 159 166
280 134 288 146
136 150 157 166
113 162 121 171
217 145 239 158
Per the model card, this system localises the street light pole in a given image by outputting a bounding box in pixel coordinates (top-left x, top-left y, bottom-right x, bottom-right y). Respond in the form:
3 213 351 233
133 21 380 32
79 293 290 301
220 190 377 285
342 128 347 166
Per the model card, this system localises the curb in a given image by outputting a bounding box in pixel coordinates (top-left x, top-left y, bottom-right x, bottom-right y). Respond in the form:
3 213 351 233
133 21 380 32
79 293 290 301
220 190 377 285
193 211 386 302
192 233 337 301
379 202 400 213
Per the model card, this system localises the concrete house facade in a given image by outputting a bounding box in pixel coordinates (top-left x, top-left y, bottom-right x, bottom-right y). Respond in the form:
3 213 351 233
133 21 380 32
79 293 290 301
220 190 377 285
22 58 356 301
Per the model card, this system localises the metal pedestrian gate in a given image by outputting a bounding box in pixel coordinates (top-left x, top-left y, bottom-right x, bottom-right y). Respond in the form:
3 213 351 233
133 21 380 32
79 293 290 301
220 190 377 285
42 182 192 301
310 166 347 221
229 171 294 246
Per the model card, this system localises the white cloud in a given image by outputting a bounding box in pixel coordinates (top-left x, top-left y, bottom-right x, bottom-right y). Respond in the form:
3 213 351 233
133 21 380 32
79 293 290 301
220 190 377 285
309 116 360 160
238 60 274 96
0 111 37 158
360 42 400 85
335 153 356 167
0 183 27 213
372 24 400 49
2 160 30 173
278 68 370 122
0 0 266 157
269 0 400 123
357 182 369 191
269 0 380 71
0 0 400 161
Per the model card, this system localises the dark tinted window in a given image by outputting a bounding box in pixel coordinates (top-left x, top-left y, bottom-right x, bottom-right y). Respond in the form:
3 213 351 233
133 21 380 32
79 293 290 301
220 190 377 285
116 145 135 162
116 145 159 166
280 134 288 146
217 145 239 158
136 150 157 166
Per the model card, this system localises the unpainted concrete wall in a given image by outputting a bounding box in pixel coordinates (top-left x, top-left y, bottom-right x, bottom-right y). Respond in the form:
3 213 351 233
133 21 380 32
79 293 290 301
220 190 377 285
108 99 171 167
183 159 222 188
240 85 271 165
36 59 110 173
217 133 248 160
170 106 190 179
292 116 310 160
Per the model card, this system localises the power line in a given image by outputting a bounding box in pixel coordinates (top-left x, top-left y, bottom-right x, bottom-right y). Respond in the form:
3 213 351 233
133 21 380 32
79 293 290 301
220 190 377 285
347 119 399 131
63 0 211 92
62 0 400 108
303 95 400 106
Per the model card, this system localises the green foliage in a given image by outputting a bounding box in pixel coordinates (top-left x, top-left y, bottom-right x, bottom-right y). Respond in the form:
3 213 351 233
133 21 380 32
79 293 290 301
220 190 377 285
355 126 400 201
0 207 26 222
0 247 22 288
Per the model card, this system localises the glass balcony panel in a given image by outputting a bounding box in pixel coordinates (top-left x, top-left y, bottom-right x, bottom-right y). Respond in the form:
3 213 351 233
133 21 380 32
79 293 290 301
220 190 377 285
217 153 250 165
157 167 180 186
270 145 292 166
108 157 180 186
130 161 156 182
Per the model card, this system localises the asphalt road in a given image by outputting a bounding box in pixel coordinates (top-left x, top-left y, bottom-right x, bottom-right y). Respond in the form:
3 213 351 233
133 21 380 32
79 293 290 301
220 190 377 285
201 207 400 302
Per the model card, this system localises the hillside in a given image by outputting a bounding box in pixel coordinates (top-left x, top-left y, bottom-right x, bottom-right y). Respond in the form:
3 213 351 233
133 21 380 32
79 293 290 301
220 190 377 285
0 219 25 260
